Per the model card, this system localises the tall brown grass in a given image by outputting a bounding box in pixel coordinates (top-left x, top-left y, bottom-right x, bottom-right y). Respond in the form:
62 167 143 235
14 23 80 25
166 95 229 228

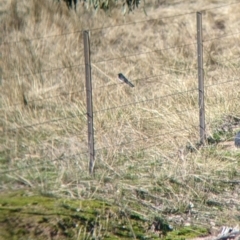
0 0 240 228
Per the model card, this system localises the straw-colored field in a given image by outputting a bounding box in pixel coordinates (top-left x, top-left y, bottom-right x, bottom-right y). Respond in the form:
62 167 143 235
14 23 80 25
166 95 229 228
0 0 240 239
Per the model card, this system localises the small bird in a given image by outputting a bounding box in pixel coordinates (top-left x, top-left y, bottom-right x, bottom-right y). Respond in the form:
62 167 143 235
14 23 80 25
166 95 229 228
234 131 240 148
118 73 134 88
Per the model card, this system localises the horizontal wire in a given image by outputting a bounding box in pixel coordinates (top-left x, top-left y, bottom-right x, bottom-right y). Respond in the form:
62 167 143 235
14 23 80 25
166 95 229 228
220 56 240 63
92 67 197 90
94 126 195 153
2 43 196 84
1 1 238 46
200 1 240 12
203 31 240 43
2 78 237 138
2 134 87 160
4 76 236 114
1 69 195 111
2 2 240 176
0 150 89 175
205 96 240 124
2 105 201 159
2 100 239 175
2 75 238 132
1 12 192 46
1 132 88 159
89 1 240 32
3 112 87 133
92 42 196 64
1 111 200 175
0 102 235 175
3 96 239 175
94 77 240 133
89 11 196 32
204 55 240 66
1 13 193 47
3 128 192 174
206 95 240 106
92 74 165 90
94 88 199 115
1 67 197 110
1 63 85 82
205 77 240 88
3 97 238 162
139 127 198 152
0 127 194 175
94 106 199 134
0 89 86 111
1 30 82 45
1 33 237 89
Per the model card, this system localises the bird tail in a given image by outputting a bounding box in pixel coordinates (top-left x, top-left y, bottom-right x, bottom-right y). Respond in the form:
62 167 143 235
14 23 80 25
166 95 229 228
127 81 134 88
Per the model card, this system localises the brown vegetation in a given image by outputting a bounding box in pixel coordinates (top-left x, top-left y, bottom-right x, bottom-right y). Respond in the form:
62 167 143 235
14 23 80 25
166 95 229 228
0 0 240 238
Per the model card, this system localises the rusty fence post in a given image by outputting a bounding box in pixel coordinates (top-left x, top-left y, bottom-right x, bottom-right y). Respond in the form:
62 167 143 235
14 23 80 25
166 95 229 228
83 30 95 175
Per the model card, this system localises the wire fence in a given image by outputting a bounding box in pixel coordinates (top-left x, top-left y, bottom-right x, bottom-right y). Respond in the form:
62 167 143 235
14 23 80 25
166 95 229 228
1 2 240 177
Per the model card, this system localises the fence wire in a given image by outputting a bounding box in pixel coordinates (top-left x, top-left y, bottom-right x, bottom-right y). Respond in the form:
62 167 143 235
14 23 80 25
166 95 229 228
1 63 85 83
93 88 199 115
3 112 87 132
92 67 198 90
1 2 240 178
91 42 197 64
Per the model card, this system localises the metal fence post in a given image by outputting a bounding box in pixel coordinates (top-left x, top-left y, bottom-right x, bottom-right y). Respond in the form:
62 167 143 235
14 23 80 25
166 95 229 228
197 12 206 145
83 30 95 175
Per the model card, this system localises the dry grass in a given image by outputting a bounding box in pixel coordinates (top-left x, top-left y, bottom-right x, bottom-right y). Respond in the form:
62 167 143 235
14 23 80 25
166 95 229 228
0 0 240 235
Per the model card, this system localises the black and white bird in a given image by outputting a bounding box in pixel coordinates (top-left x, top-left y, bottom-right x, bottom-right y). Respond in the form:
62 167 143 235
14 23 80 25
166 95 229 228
234 131 240 148
118 73 134 88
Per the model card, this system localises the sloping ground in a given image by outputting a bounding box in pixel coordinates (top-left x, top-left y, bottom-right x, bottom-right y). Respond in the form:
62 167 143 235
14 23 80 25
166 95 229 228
0 191 210 240
0 190 154 239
